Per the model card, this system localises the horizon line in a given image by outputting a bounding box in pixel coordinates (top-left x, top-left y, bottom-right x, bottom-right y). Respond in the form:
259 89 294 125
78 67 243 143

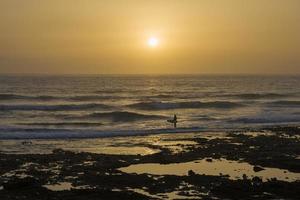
0 72 299 76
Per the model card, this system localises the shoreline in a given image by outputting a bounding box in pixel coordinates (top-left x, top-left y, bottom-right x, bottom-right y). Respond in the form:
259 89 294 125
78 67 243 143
0 123 299 140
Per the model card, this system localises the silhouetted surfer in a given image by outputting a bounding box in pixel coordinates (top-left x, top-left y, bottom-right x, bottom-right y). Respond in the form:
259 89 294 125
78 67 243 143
167 114 177 128
173 114 177 127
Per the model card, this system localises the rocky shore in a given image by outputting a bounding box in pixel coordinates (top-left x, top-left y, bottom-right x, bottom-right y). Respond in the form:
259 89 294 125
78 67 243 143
0 126 299 199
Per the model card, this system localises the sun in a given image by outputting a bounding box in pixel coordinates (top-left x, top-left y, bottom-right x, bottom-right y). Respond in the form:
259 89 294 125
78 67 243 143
147 37 159 47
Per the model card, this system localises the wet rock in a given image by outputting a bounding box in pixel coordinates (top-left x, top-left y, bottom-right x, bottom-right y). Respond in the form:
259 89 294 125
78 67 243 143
253 166 265 172
3 177 40 190
252 176 262 183
188 170 196 176
21 141 32 145
0 125 299 199
52 148 65 154
270 177 277 182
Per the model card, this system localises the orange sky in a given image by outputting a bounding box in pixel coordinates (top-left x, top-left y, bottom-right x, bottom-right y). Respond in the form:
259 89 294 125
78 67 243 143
0 0 299 74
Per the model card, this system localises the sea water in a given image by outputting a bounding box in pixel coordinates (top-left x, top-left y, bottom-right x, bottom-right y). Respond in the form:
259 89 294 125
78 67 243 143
0 75 299 139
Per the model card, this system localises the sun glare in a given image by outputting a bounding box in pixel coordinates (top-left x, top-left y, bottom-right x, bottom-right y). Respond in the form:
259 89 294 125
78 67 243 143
148 37 159 47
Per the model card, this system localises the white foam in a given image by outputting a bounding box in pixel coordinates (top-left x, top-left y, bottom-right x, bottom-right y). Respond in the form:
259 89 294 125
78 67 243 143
0 127 206 139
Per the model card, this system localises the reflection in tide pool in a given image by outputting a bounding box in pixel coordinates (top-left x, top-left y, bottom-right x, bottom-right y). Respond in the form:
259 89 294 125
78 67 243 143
43 182 93 191
130 188 201 200
64 146 159 155
43 182 73 191
119 159 300 182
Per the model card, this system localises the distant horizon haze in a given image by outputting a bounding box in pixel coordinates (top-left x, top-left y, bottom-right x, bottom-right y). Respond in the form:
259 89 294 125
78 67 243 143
1 0 300 74
0 72 300 76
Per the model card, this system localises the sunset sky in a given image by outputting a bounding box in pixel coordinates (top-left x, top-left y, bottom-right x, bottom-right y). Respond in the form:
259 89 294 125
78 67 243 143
0 0 299 74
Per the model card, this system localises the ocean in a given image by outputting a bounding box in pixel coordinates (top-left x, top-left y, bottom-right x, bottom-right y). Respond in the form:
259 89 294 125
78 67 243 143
0 75 299 139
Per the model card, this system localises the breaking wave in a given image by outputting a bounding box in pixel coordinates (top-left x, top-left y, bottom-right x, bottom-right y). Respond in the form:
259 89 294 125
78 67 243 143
128 101 244 110
68 95 117 101
0 93 119 101
0 94 33 100
0 103 112 111
71 111 167 122
230 116 300 124
267 101 300 107
17 122 103 127
0 127 205 139
218 93 289 99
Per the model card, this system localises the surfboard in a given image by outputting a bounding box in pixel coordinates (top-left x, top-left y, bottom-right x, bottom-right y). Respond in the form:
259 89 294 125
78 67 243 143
167 119 177 123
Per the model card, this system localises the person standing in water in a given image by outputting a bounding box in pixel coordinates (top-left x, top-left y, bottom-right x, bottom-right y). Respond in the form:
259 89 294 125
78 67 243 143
173 114 177 128
167 114 178 128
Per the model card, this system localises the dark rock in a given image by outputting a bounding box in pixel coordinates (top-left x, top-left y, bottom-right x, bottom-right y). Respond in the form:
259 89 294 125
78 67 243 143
188 170 196 176
252 176 262 183
3 177 40 190
253 166 265 172
52 148 65 154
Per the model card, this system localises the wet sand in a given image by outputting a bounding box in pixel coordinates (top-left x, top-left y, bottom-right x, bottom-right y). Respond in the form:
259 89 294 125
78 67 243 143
0 126 300 199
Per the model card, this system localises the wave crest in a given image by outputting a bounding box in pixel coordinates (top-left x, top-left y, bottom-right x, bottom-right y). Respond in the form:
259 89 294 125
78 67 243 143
73 111 166 122
128 101 243 110
219 93 289 99
0 94 29 100
0 103 111 111
17 122 103 127
0 93 119 101
230 117 300 124
267 101 300 107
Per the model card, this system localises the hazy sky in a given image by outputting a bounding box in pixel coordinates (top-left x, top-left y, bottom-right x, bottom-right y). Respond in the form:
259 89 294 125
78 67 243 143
0 0 299 74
